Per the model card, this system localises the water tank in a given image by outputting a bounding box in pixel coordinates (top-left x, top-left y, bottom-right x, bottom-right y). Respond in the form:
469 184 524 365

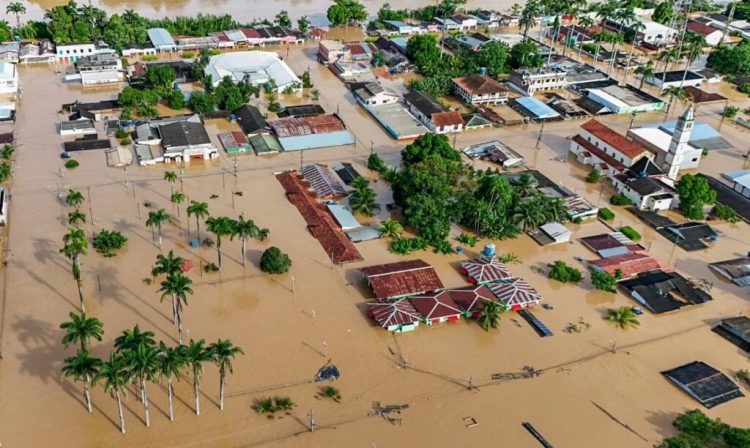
478 67 487 75
483 243 496 257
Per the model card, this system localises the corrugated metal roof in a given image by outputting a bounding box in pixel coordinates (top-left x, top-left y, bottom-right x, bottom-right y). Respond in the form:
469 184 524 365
147 28 176 48
277 131 355 151
326 204 361 230
360 260 444 299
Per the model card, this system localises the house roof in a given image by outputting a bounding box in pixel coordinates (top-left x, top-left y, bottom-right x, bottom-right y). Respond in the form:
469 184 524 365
432 111 464 127
300 164 347 198
218 131 250 151
684 86 726 103
460 256 514 284
664 222 717 242
332 162 361 185
629 157 664 176
626 176 669 196
572 135 625 171
276 104 326 118
404 91 446 117
487 278 542 308
234 105 269 135
369 299 421 328
580 232 640 255
590 251 666 278
409 290 463 321
307 27 328 38
662 361 744 408
687 21 721 37
723 169 750 190
619 270 712 313
270 114 346 137
159 121 211 148
147 28 176 47
452 74 508 96
360 260 444 299
581 120 648 159
709 257 750 286
448 285 497 314
713 317 750 351
249 133 282 154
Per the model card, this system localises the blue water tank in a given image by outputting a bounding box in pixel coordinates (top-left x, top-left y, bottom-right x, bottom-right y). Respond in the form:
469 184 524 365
456 246 464 253
172 81 179 90
478 67 487 75
228 113 236 122
483 243 496 257
189 239 199 248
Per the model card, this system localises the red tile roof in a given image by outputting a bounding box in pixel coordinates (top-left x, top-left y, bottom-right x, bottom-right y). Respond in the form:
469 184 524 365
452 74 509 96
432 111 464 128
448 285 497 314
275 171 363 264
589 252 668 278
368 298 421 328
241 28 262 39
487 278 542 308
409 290 463 321
683 86 726 103
572 135 626 172
360 260 444 299
581 120 648 160
307 27 328 38
687 21 719 37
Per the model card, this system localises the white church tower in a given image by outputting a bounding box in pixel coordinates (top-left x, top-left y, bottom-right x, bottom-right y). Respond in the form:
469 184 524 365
664 105 695 180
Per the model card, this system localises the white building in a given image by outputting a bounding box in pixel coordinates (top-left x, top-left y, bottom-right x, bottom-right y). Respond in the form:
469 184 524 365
569 119 654 177
722 169 750 199
508 68 568 95
0 62 19 95
351 81 399 107
612 171 675 212
687 21 731 47
56 43 96 63
60 119 97 136
403 91 464 134
147 28 177 53
605 16 677 46
65 53 124 85
452 74 509 105
204 51 301 93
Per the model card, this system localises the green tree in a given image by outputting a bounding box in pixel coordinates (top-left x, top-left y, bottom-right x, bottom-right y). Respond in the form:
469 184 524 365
68 209 86 226
349 185 380 216
183 338 212 415
205 216 235 269
156 342 186 421
60 226 88 312
635 61 655 89
367 152 387 172
406 34 442 68
259 246 291 274
6 1 27 29
186 200 209 240
401 133 458 166
275 10 291 27
675 174 716 219
187 90 216 113
548 261 582 283
585 168 601 183
93 352 128 433
231 214 259 267
652 1 673 24
327 0 367 27
92 230 127 254
510 39 542 69
146 208 169 248
60 311 103 351
0 143 15 160
661 86 688 115
606 306 640 329
681 31 706 87
144 65 176 94
378 218 403 239
167 89 185 109
520 0 540 37
151 250 184 279
124 341 159 427
158 272 193 343
114 325 156 354
477 300 503 330
170 190 186 221
470 41 507 77
592 270 619 292
712 204 740 223
66 189 85 208
300 69 313 89
297 15 311 34
62 349 101 414
0 21 11 42
208 339 244 411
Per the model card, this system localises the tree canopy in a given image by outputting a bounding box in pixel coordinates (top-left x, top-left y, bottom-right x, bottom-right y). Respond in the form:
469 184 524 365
676 174 716 219
652 1 674 25
327 0 368 27
510 39 542 69
707 39 750 75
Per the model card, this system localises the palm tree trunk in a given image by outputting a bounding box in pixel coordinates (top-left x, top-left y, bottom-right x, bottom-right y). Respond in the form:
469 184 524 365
219 369 225 411
141 378 151 427
167 375 175 421
76 276 85 313
176 305 183 345
241 240 246 267
84 374 93 413
171 293 177 324
216 237 222 268
115 388 126 433
158 225 162 249
640 76 645 89
193 373 201 416
196 219 200 241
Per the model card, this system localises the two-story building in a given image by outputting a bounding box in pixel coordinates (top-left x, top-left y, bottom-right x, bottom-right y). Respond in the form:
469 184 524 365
318 40 350 64
67 53 123 85
452 74 509 105
404 91 464 133
0 62 18 95
508 68 568 95
569 119 654 177
350 81 400 107
56 43 96 63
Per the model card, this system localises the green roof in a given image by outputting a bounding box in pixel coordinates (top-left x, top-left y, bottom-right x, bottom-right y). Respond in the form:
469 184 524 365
249 133 282 154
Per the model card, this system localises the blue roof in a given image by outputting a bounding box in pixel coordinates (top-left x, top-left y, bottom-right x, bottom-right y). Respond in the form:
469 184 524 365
650 120 721 142
327 204 361 230
277 130 355 151
147 28 176 48
515 97 560 119
391 37 408 49
346 227 382 242
384 20 410 28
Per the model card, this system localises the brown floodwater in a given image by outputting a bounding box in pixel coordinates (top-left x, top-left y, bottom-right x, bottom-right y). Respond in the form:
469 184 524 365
2 37 750 448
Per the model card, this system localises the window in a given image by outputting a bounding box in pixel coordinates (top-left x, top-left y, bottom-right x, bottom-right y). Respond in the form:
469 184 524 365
691 157 698 162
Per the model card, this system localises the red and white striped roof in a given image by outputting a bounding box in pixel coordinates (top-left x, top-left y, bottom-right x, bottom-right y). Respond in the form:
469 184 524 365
460 256 514 284
409 290 462 321
368 299 421 329
448 285 498 314
487 278 542 308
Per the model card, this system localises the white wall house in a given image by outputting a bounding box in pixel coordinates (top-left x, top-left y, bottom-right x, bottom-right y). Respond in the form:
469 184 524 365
611 175 675 211
56 43 96 62
352 82 399 107
0 62 18 95
569 119 653 176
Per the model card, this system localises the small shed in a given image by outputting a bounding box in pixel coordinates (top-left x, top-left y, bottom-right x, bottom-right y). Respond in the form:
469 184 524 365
409 290 463 325
712 316 750 352
709 257 750 287
249 133 282 154
487 278 542 310
662 361 744 408
218 131 252 153
528 222 571 246
459 256 514 285
346 227 382 242
326 204 361 231
448 285 498 318
368 299 421 332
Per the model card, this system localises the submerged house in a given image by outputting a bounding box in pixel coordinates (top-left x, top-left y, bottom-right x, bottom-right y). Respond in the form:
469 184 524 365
662 361 744 408
487 278 542 310
368 299 421 332
360 259 444 300
460 256 514 285
618 270 712 314
403 91 464 134
408 290 463 325
448 285 498 318
709 257 750 287
713 317 750 352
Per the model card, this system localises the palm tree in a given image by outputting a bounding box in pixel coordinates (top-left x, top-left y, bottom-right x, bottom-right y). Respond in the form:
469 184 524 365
477 301 504 331
60 226 88 312
657 47 680 86
231 214 258 267
513 198 547 231
0 161 10 182
146 208 168 248
114 325 156 354
60 311 103 351
124 341 159 427
635 61 655 89
170 191 186 222
66 189 85 208
349 187 380 217
378 219 403 239
151 250 184 279
94 352 128 433
542 197 568 223
208 339 244 411
6 1 26 28
205 216 235 269
513 172 537 197
622 20 646 85
183 339 212 416
0 144 15 160
158 272 193 344
186 200 209 241
520 0 540 38
576 15 596 61
680 31 706 87
164 170 177 194
62 349 101 414
606 306 640 329
661 86 688 115
157 342 186 422
68 209 86 226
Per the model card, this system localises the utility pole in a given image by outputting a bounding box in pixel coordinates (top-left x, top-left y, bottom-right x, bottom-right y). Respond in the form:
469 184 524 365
308 409 315 432
720 2 736 46
535 120 545 149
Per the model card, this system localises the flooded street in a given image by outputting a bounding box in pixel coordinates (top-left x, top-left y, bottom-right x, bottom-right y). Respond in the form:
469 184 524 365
1 28 750 448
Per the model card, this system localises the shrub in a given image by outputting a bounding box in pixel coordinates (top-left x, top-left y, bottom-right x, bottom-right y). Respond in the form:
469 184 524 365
457 232 478 247
548 260 582 283
598 208 615 221
619 226 641 241
64 159 79 169
497 252 519 263
143 54 158 61
321 386 342 403
591 271 618 292
724 105 739 118
585 168 601 183
389 237 428 255
367 152 387 173
260 247 292 274
744 107 750 116
181 51 195 58
92 230 128 254
115 128 128 139
208 49 221 55
431 240 454 254
712 203 740 223
119 137 132 145
610 193 633 206
204 262 219 272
